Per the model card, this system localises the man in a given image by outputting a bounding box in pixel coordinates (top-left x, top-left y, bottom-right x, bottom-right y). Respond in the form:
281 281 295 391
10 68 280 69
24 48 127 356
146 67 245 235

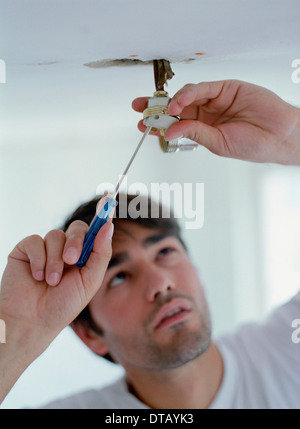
0 80 299 408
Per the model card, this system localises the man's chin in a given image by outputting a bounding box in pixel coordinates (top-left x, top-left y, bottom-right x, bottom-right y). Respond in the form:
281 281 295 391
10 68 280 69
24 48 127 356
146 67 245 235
145 326 212 370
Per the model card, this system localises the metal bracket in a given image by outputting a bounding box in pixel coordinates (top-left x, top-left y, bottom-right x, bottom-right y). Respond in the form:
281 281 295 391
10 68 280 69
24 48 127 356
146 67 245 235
153 59 175 92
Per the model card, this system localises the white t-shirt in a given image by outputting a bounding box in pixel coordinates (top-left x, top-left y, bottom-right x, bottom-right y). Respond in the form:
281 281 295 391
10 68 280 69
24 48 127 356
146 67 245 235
40 291 300 409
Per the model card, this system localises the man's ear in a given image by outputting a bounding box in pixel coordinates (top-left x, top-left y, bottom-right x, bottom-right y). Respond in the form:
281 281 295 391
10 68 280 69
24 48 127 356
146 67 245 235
71 321 109 357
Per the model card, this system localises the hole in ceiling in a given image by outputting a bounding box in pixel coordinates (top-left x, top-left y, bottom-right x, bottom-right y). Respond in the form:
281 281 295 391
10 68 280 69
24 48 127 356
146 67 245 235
83 56 202 69
84 58 153 68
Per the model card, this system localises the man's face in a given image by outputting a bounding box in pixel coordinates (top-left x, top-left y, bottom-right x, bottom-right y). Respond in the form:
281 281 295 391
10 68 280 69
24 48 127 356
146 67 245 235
89 221 212 371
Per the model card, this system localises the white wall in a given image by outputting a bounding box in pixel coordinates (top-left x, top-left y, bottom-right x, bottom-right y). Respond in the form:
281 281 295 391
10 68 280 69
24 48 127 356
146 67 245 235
1 52 299 408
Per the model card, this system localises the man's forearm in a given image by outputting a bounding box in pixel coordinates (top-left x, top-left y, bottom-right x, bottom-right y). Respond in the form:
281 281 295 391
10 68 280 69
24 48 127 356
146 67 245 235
291 106 300 165
0 317 45 405
0 350 26 404
284 105 300 166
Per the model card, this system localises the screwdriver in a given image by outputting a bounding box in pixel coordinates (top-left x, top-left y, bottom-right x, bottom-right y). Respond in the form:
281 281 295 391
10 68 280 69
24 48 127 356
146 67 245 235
76 126 152 267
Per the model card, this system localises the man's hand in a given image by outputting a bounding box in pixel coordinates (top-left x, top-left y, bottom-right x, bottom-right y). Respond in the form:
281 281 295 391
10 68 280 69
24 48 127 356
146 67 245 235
0 197 114 403
132 80 300 165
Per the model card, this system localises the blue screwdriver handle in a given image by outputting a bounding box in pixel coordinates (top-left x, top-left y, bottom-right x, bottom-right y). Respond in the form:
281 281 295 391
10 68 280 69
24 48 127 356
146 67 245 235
76 197 117 267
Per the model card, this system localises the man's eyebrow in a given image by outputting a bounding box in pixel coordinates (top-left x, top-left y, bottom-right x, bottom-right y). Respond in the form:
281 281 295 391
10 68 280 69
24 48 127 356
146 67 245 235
107 252 129 269
142 232 173 247
107 233 173 270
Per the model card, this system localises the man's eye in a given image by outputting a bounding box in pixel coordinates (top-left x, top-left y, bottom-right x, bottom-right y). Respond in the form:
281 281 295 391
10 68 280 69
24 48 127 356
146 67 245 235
158 247 176 259
109 272 127 288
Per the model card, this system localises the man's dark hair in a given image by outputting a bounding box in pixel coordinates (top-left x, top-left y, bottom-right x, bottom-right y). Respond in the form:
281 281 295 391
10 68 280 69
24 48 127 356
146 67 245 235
61 193 187 363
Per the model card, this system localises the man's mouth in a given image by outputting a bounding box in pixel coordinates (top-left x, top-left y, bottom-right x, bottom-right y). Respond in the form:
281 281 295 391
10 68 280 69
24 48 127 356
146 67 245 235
153 298 192 330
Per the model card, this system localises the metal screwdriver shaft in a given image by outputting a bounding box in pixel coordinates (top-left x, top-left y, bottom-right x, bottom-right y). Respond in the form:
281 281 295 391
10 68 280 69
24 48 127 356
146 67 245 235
76 126 151 267
112 126 152 199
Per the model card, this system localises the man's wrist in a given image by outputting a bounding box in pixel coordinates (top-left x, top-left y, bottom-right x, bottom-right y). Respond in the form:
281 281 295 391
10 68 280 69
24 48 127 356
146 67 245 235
0 312 50 362
286 106 300 166
0 315 48 404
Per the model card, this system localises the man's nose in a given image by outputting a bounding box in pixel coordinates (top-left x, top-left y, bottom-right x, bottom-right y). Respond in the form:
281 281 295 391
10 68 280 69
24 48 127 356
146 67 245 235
141 263 175 302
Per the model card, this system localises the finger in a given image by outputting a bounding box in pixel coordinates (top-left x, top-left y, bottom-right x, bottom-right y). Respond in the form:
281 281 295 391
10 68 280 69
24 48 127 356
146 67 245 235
132 97 150 113
44 229 66 286
137 119 147 133
168 81 225 116
80 216 114 299
63 220 89 265
63 195 116 270
14 234 47 281
164 119 225 156
136 119 161 136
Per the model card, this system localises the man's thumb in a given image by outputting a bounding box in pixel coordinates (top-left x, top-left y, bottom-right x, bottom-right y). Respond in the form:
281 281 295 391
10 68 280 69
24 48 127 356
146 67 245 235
165 119 223 155
80 220 114 298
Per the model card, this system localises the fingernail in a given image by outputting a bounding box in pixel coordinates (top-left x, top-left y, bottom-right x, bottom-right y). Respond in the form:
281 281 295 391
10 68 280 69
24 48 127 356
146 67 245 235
35 270 44 281
167 103 177 115
64 247 78 264
169 99 181 115
48 272 60 286
107 223 114 241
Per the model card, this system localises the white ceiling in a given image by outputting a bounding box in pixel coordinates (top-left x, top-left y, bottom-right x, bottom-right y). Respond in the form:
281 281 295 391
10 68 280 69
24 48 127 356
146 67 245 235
1 0 299 64
0 0 299 149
